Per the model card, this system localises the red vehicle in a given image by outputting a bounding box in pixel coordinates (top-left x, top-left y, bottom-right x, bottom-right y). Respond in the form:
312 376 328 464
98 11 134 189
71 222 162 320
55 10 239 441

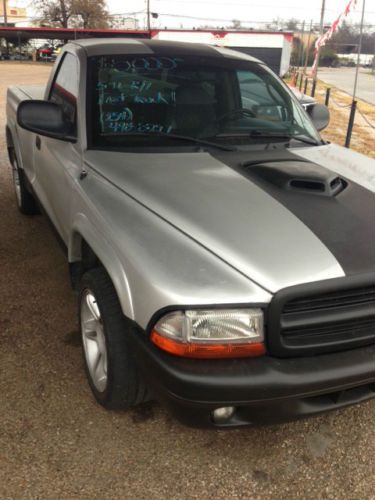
36 44 54 61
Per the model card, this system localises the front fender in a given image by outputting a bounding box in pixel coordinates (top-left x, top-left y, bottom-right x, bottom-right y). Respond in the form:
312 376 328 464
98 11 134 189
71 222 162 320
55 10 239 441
69 213 134 320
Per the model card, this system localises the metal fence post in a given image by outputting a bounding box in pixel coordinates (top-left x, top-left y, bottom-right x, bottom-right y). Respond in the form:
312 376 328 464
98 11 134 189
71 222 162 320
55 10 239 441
299 72 303 91
311 79 317 97
304 78 308 94
345 100 357 148
325 87 331 106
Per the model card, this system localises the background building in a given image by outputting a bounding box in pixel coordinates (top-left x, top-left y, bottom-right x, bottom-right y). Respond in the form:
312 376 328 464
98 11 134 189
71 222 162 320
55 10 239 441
0 2 28 27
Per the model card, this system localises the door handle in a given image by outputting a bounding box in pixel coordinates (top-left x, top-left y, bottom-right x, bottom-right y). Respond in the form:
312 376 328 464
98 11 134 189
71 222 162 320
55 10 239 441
35 136 41 150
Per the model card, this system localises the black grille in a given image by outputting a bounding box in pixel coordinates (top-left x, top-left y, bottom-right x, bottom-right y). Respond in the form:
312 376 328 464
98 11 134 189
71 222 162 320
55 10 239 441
267 278 375 357
283 286 375 314
283 317 375 347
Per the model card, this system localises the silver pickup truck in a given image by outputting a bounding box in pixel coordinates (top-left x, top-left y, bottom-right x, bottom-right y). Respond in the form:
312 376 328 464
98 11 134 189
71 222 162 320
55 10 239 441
6 38 375 428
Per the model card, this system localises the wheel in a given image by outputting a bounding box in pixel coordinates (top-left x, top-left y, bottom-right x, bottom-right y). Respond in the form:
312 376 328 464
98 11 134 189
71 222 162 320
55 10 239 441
12 156 39 215
79 267 149 409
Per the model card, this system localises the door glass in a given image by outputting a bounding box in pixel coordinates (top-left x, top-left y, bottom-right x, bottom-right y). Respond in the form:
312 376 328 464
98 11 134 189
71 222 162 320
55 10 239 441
50 53 79 132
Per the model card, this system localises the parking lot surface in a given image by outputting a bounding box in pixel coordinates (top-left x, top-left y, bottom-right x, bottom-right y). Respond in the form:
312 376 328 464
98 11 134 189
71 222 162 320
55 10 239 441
2 62 375 499
318 67 375 105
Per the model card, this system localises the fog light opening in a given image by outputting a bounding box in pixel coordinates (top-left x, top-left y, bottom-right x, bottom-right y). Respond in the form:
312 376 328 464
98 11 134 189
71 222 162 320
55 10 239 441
212 406 236 424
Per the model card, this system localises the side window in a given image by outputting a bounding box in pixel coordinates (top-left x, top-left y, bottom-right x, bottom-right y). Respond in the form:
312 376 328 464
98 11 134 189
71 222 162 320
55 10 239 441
49 53 79 132
238 70 271 106
238 70 291 124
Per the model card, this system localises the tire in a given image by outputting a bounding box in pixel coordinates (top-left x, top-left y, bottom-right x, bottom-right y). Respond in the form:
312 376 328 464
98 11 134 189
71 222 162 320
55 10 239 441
12 156 39 215
78 267 149 410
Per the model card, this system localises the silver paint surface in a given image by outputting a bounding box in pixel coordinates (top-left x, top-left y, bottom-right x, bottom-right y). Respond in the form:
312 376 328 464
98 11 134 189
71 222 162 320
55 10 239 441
84 149 344 296
294 143 375 193
10 41 370 330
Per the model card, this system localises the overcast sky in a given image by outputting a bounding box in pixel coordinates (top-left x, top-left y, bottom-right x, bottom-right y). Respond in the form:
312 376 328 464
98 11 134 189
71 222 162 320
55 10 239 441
106 0 374 29
16 0 374 30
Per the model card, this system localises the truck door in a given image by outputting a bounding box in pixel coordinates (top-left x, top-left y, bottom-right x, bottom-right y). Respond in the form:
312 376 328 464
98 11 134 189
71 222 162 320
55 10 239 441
33 52 81 244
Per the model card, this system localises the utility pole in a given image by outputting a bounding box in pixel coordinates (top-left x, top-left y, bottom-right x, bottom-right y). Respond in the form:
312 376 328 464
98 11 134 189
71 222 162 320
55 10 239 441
2 0 7 26
303 20 313 75
313 0 326 81
345 0 366 148
352 0 366 101
2 0 9 58
146 0 151 31
298 20 305 69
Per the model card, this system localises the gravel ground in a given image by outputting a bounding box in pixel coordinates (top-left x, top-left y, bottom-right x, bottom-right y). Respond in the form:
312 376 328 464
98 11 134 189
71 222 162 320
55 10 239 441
2 62 375 499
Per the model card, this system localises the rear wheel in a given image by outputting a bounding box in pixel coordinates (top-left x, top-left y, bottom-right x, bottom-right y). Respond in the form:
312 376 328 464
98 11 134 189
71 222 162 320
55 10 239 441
12 157 39 215
79 267 149 409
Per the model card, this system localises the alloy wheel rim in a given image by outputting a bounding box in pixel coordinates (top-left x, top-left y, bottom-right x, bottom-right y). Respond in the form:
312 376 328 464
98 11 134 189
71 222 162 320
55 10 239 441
81 290 108 392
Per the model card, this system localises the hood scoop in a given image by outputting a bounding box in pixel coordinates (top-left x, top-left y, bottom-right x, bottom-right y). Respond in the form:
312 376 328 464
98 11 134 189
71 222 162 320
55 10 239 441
242 159 347 197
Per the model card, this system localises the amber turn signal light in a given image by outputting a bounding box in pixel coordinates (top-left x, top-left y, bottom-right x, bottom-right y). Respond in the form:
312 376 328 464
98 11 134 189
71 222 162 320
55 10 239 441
150 330 266 359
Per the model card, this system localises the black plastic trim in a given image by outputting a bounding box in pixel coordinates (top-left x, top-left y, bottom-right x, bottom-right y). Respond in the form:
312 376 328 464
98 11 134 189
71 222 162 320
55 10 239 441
17 100 77 143
268 272 375 357
128 322 375 427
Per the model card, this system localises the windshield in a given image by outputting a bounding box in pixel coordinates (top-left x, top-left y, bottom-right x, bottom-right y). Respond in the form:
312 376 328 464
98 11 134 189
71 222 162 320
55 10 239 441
87 53 321 149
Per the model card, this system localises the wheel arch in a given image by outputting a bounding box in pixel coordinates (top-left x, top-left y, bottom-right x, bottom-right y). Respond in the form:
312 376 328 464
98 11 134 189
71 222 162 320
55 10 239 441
5 125 15 164
6 123 25 170
69 217 135 321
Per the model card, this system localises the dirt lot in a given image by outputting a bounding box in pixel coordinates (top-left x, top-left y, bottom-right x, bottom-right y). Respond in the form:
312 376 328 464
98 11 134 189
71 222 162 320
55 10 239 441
2 62 375 499
315 83 375 160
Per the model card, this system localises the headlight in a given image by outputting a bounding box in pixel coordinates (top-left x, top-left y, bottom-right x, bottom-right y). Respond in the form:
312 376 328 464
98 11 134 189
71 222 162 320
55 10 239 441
150 308 265 359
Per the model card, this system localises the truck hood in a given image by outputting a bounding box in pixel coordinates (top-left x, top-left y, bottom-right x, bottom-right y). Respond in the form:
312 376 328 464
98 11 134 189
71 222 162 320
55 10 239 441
84 143 375 293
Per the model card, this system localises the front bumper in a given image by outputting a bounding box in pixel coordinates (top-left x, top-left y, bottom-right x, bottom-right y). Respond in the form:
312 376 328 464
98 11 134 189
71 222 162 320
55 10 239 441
129 327 375 428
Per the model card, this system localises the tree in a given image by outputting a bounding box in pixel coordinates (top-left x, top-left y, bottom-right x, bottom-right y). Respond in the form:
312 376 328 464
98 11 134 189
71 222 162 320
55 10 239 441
266 17 303 32
319 47 339 67
71 0 109 29
231 19 241 30
35 0 109 29
327 21 375 55
35 0 72 28
290 37 302 66
285 18 300 31
266 17 282 31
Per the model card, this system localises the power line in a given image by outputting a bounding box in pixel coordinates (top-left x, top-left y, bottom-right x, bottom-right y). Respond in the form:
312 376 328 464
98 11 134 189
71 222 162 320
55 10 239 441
154 0 374 13
153 0 375 15
109 11 146 17
4 7 375 29
149 12 301 22
139 11 375 27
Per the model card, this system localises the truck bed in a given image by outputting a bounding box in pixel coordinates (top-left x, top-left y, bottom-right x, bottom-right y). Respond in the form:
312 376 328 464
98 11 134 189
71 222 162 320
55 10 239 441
10 85 46 100
6 85 46 177
7 85 46 129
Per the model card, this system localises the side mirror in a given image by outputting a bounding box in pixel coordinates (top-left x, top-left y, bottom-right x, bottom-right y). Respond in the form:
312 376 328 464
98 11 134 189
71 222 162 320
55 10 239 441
17 100 76 142
307 103 330 132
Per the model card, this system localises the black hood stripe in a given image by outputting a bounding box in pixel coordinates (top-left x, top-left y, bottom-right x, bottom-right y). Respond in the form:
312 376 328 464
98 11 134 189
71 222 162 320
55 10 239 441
211 149 375 276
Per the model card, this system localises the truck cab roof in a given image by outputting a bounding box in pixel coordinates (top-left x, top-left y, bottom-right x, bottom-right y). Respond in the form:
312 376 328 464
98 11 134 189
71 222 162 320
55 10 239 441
67 37 262 63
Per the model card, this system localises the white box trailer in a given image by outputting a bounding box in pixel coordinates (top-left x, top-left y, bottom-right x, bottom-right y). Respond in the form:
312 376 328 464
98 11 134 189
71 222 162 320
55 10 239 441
151 29 293 76
337 53 375 66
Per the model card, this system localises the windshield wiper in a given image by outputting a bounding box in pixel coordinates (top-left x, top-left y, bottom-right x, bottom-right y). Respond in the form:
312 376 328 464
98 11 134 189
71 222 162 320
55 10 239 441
212 131 320 146
100 132 237 151
251 132 320 146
